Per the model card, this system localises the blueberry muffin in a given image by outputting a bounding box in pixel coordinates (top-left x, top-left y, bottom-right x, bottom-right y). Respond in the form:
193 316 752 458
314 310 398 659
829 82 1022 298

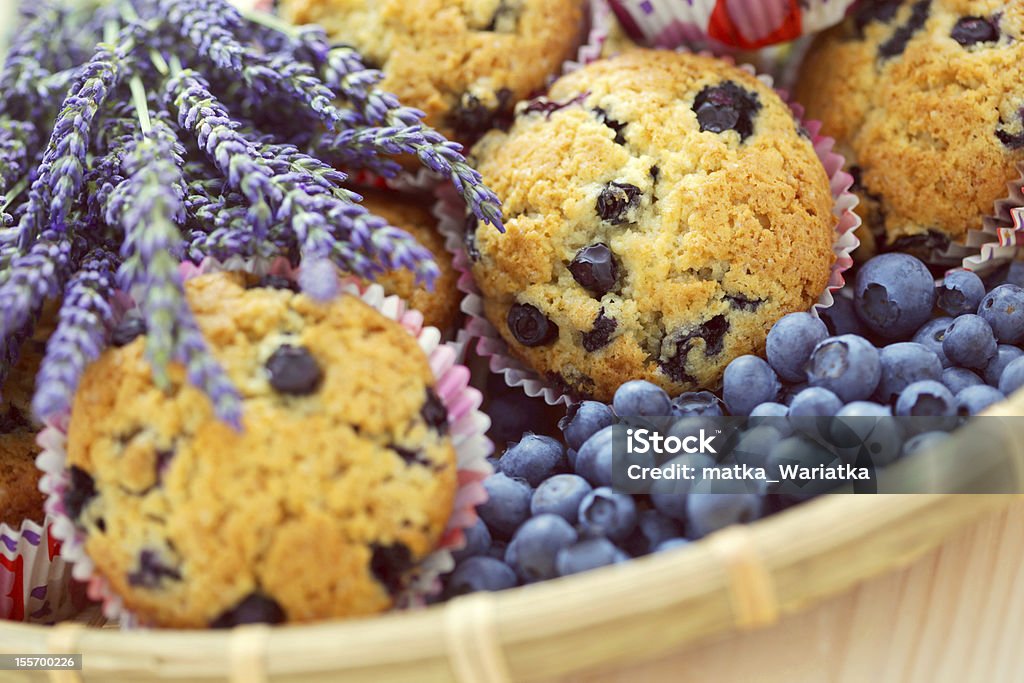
468 50 836 401
796 0 1024 260
280 0 586 142
361 193 462 331
63 272 457 627
1 337 48 526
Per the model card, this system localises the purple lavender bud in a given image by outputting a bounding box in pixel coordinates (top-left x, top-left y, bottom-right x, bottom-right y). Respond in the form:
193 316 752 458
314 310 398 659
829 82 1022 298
155 0 246 71
297 257 340 301
32 248 118 422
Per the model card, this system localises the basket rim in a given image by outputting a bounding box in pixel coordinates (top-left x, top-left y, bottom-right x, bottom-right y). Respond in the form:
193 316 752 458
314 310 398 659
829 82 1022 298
3 403 1023 682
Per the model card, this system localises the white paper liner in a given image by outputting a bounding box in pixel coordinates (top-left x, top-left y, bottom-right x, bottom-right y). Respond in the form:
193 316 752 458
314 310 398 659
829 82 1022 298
961 162 1024 276
37 258 493 626
0 515 85 623
436 54 861 406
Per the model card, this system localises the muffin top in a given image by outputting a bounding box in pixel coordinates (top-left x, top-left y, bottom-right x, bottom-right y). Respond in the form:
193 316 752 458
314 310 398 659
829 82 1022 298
280 0 586 142
65 272 457 627
468 50 836 400
796 0 1024 257
360 193 462 332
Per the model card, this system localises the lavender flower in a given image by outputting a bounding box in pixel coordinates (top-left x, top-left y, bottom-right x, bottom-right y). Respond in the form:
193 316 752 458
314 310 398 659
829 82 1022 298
0 120 35 190
32 248 118 422
110 118 242 426
0 3 60 121
154 0 245 71
15 36 132 251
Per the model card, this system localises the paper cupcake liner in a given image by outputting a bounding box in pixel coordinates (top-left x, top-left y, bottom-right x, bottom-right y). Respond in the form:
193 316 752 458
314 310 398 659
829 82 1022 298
436 55 861 407
961 162 1024 276
608 0 855 50
37 258 493 626
1 516 86 623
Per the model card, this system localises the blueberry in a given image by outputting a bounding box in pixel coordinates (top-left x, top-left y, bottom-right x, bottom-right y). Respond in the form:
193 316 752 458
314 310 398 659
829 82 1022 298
732 425 785 469
581 309 617 352
265 345 323 395
111 317 146 347
902 431 951 458
505 514 578 583
875 342 943 403
487 541 508 562
659 315 731 382
983 345 1023 386
654 538 691 552
252 274 299 292
942 314 997 369
853 0 901 33
820 295 866 337
748 401 789 419
937 270 985 316
895 380 956 417
593 107 628 145
623 509 684 556
955 385 1005 416
560 401 615 451
498 434 565 487
578 487 637 542
486 387 551 445
723 355 780 416
445 557 518 597
942 367 985 395
570 243 618 296
650 453 716 520
686 491 762 539
807 335 881 402
478 473 532 538
210 593 285 628
507 303 558 347
854 254 936 339
370 543 414 594
556 538 629 576
836 401 892 417
421 388 449 434
596 182 642 224
951 16 999 46
978 284 1024 344
766 436 842 498
613 380 671 417
766 312 829 383
878 0 931 58
451 519 493 564
999 356 1024 396
788 387 843 417
530 474 592 524
912 317 954 368
670 391 725 418
64 466 96 521
127 550 181 588
692 82 762 142
574 424 614 486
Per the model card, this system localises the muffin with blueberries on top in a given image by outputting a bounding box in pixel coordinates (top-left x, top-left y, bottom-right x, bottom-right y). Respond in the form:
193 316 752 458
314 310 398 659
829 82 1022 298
797 0 1024 261
279 0 587 144
467 49 836 401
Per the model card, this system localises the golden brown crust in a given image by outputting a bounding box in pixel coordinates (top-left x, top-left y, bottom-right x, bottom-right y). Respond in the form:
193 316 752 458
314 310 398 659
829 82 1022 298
469 50 835 400
360 193 462 331
66 273 456 627
796 0 1024 251
280 0 586 142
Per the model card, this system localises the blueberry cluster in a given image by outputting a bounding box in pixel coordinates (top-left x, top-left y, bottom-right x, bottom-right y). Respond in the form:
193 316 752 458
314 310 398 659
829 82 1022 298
444 252 1023 598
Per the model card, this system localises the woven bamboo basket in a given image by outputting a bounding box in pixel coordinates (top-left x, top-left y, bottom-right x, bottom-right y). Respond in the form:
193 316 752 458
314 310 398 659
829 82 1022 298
1 391 1022 683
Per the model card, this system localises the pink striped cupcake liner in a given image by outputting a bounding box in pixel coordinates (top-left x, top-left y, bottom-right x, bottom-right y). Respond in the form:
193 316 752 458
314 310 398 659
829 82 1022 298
608 0 855 51
436 54 861 406
37 258 492 625
1 516 87 623
962 163 1024 276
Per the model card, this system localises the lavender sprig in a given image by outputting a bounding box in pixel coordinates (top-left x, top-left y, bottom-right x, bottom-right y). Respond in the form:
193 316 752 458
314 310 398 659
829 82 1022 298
15 35 133 251
32 247 118 422
109 117 242 426
0 2 60 121
153 0 245 71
